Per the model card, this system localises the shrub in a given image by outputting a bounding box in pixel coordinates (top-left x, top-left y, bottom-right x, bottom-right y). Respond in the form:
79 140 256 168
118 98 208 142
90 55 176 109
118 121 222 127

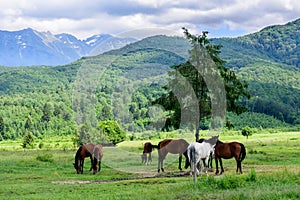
99 120 126 145
36 153 54 163
22 132 35 149
242 126 253 139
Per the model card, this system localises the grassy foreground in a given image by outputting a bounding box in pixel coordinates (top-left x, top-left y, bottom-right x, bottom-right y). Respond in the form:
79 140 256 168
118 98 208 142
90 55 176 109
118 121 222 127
0 132 299 199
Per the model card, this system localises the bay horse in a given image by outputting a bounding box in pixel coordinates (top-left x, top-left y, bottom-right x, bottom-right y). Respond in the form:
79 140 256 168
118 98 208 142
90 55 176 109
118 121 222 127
73 143 103 174
214 140 246 175
92 144 104 174
141 142 155 165
156 139 190 173
188 136 218 184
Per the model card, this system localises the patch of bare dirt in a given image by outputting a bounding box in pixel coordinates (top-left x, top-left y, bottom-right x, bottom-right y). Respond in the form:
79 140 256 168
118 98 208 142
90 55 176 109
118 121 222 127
51 170 192 185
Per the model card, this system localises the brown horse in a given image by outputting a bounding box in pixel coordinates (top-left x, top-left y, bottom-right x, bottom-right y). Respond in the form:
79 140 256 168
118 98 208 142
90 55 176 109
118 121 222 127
74 143 103 174
141 142 154 165
214 140 246 175
156 139 190 172
92 144 104 174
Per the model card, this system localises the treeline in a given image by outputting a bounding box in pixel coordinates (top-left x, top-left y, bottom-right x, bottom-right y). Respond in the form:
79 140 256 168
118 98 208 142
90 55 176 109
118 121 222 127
0 90 75 140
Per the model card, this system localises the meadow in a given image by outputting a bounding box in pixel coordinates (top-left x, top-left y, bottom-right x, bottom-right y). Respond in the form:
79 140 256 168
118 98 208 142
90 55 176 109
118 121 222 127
0 131 299 199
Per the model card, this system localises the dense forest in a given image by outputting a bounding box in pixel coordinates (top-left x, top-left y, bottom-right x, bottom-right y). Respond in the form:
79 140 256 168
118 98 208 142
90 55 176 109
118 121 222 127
0 18 299 141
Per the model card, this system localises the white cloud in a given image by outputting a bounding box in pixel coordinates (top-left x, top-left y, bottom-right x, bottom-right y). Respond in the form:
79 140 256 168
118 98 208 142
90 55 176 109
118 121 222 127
0 0 299 39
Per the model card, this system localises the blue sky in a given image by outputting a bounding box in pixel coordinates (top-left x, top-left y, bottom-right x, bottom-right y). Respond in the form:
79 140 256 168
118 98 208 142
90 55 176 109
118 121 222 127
0 0 299 39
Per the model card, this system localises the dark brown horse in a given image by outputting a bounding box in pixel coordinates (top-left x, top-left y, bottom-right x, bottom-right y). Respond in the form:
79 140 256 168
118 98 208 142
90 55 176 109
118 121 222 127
214 140 246 175
74 143 103 174
92 144 104 174
156 139 189 172
141 142 154 165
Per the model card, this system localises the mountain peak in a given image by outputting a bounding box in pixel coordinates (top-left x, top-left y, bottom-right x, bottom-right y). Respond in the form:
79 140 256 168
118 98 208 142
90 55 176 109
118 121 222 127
0 28 136 66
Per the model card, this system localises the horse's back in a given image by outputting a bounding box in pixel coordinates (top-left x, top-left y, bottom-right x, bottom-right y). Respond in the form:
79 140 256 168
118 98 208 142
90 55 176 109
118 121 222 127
190 142 211 158
215 141 242 159
159 139 189 154
84 143 96 155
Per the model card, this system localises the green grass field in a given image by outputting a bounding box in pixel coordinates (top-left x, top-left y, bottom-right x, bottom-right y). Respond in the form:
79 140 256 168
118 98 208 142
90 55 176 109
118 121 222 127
0 131 299 199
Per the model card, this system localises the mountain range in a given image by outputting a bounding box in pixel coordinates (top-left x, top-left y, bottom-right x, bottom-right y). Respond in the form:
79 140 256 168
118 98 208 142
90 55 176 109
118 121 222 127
0 28 136 66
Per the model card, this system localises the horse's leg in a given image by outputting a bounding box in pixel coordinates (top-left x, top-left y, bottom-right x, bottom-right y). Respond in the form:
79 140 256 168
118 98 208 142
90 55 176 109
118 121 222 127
149 152 152 165
236 159 242 174
161 157 165 172
199 160 203 176
98 160 101 172
157 151 161 172
178 154 183 171
89 156 93 171
219 158 224 174
209 153 213 169
159 151 166 172
215 157 219 175
80 159 84 174
240 162 243 174
204 157 209 175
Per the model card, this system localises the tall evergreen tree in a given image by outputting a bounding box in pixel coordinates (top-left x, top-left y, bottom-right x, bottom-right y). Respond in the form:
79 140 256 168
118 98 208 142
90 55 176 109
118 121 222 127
155 28 251 141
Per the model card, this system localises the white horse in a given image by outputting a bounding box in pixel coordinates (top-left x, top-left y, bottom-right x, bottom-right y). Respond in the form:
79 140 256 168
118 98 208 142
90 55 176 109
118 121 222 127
187 136 218 183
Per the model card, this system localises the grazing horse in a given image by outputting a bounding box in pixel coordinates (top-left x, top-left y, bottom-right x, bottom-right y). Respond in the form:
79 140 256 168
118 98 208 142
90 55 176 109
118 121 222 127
188 136 218 183
156 139 190 173
214 140 246 175
141 142 155 165
74 143 94 174
92 144 104 174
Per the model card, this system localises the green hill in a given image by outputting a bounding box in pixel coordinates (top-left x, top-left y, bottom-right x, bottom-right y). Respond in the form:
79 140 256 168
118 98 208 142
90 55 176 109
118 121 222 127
213 18 300 68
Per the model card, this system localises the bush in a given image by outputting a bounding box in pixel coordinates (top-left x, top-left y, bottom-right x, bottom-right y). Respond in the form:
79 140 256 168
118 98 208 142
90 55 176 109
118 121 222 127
242 126 253 139
22 132 35 149
99 120 126 145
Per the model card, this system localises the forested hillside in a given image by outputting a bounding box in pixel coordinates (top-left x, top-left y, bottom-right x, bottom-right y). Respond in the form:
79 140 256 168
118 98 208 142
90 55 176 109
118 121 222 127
0 19 299 140
213 18 300 68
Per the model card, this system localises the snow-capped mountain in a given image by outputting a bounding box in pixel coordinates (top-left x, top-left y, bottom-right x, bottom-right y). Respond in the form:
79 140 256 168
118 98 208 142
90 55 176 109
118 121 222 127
0 28 136 66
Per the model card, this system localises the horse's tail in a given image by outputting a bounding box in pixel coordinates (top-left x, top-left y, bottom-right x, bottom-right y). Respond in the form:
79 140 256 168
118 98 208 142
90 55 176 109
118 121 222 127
188 145 195 168
151 144 159 149
239 143 246 162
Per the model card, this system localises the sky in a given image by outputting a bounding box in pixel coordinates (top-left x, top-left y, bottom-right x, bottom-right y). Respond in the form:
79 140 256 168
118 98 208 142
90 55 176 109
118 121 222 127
0 0 299 39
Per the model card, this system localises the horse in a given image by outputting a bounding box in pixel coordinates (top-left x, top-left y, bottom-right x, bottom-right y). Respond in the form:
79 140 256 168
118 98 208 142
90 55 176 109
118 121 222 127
91 144 104 174
188 136 219 182
74 143 103 174
214 140 246 175
155 139 190 173
198 138 214 169
74 143 95 174
141 142 155 165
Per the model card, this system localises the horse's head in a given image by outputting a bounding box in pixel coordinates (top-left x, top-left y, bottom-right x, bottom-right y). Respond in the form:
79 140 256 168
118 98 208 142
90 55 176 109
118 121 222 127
73 163 81 174
92 165 98 175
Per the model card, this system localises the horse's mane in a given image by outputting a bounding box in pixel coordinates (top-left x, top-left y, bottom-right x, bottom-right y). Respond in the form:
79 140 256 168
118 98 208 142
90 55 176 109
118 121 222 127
74 146 83 166
216 140 223 144
75 146 82 158
204 135 219 145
